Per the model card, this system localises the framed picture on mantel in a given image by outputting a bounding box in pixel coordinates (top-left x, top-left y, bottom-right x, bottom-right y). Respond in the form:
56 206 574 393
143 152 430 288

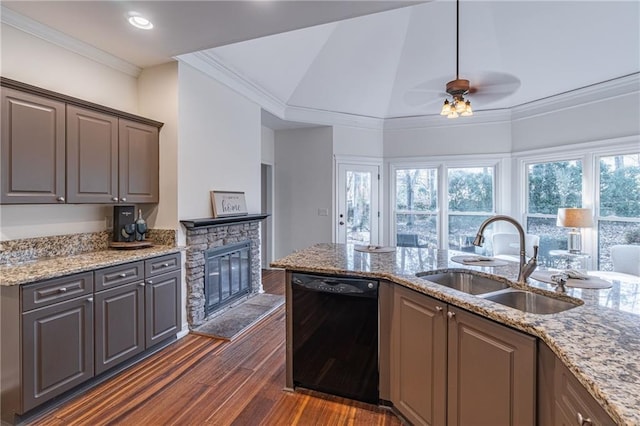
210 191 248 218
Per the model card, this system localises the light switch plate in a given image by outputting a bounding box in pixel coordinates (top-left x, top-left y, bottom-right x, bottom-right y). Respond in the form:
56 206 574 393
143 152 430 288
318 208 329 216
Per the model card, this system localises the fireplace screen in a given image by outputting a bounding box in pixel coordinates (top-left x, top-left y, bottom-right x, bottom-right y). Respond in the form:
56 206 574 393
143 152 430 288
204 241 251 315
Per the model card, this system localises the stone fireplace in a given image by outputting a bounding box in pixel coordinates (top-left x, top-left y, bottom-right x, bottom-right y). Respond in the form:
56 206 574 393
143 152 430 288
181 214 268 327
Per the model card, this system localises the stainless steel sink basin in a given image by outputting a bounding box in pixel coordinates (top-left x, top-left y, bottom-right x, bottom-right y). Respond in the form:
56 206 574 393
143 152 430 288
417 271 510 295
483 290 580 314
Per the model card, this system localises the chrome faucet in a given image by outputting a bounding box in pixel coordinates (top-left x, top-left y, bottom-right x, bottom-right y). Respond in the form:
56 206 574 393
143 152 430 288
472 215 539 284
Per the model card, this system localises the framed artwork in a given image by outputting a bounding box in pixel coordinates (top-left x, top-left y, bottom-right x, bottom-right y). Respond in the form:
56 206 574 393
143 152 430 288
210 191 248 218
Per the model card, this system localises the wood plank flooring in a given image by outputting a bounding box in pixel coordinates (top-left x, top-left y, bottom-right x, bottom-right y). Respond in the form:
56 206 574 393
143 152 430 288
30 269 400 426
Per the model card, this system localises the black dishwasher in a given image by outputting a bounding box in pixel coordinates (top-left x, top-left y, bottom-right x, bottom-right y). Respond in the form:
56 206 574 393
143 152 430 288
291 272 379 404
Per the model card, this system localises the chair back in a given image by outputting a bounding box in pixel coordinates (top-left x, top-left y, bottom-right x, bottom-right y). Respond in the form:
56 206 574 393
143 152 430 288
397 233 419 247
610 245 640 276
492 233 540 257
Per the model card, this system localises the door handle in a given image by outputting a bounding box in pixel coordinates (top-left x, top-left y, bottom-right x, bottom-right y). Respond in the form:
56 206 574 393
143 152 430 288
339 221 345 225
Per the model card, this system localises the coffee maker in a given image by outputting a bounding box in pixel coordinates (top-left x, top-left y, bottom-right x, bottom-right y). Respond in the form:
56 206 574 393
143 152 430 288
113 205 136 242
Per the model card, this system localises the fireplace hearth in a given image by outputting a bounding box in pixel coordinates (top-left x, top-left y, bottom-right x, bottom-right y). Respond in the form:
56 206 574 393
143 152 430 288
181 214 268 327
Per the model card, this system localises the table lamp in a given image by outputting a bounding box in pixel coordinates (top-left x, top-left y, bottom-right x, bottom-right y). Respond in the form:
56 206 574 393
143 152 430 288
556 208 593 253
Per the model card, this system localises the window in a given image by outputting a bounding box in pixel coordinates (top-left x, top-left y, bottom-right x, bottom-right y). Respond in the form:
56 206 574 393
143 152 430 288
394 168 438 248
392 161 498 250
525 159 583 266
597 153 640 270
447 167 494 251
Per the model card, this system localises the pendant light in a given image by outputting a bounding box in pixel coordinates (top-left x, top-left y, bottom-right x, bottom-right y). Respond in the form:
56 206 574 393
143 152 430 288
440 0 473 118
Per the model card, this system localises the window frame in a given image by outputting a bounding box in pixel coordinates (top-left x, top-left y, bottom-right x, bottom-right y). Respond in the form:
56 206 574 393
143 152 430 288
389 154 506 249
514 136 639 270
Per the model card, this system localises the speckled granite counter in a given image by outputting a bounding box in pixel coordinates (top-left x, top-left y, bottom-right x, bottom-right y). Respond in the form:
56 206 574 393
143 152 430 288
0 245 183 286
271 243 640 425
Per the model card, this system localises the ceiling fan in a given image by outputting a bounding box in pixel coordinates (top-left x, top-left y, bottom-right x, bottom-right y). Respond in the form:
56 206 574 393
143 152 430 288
404 0 520 115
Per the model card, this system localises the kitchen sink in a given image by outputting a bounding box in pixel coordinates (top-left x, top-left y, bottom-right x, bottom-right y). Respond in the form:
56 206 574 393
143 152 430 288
417 271 510 295
482 290 580 314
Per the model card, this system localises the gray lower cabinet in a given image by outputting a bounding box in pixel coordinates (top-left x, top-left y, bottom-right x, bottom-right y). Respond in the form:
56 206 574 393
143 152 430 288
22 291 94 413
0 253 181 423
145 269 181 347
94 281 145 375
390 285 536 426
538 342 615 426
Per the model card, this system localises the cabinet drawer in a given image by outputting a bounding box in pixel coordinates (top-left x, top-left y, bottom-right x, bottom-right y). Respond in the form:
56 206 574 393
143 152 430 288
145 253 180 277
22 272 94 312
94 261 143 291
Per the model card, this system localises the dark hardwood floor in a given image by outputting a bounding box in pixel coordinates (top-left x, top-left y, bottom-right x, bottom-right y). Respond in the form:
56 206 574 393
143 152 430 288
29 269 400 426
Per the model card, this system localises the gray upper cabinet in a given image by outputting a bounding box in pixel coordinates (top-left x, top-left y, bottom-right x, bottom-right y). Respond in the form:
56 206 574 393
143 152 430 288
1 87 66 204
66 105 119 203
0 78 162 205
119 119 159 204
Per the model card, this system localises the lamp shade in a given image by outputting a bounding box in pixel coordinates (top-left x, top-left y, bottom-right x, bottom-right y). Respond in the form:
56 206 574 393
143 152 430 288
556 208 593 228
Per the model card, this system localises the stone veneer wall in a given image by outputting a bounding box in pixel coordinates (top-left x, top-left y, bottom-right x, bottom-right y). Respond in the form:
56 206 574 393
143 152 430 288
0 229 177 265
185 221 262 327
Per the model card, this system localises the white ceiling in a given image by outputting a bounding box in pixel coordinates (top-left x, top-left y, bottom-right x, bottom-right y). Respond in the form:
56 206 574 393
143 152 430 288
3 1 639 123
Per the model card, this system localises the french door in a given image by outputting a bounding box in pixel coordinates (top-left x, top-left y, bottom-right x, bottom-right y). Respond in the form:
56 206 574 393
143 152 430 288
336 163 380 245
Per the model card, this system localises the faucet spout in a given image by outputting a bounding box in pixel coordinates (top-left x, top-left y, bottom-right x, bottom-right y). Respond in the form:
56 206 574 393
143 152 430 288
472 215 538 284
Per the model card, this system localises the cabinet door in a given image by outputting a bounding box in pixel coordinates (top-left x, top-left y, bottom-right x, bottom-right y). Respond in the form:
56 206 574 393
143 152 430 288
1 88 65 204
22 296 94 412
447 307 536 426
118 119 159 203
145 270 180 348
95 282 145 375
555 360 615 426
66 105 118 203
391 285 447 426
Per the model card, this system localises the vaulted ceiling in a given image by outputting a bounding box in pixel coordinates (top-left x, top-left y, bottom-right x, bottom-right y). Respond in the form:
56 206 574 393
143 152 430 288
3 1 639 122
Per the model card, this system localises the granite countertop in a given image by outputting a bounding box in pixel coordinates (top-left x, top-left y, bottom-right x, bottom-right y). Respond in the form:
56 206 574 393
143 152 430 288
0 245 183 286
271 243 640 425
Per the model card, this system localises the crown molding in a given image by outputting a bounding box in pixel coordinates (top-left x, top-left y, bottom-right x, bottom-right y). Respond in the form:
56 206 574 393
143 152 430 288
383 108 512 130
1 6 141 77
177 51 287 118
511 73 640 120
283 105 384 130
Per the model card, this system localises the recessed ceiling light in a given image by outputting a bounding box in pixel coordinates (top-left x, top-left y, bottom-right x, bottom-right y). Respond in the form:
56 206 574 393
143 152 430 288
127 12 153 30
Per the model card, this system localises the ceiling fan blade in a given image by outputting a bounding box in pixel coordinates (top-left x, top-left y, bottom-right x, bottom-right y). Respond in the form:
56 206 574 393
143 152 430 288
467 71 521 105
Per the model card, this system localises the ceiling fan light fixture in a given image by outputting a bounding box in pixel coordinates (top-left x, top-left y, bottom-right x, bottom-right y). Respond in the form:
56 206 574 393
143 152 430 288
440 99 452 115
441 0 472 119
461 100 473 116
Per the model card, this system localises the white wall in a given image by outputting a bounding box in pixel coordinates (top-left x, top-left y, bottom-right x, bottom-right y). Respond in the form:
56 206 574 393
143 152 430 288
333 125 383 157
511 92 640 152
261 126 275 165
177 62 262 227
0 24 138 113
274 126 333 258
384 118 512 158
138 62 180 231
0 24 141 240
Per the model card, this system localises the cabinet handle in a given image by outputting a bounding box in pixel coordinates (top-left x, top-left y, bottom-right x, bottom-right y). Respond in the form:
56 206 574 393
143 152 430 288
112 196 119 202
121 197 127 202
447 311 456 319
57 196 65 202
58 287 67 293
147 280 153 284
162 263 170 267
119 273 127 278
577 413 592 425
138 282 145 287
435 306 443 312
87 297 93 303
